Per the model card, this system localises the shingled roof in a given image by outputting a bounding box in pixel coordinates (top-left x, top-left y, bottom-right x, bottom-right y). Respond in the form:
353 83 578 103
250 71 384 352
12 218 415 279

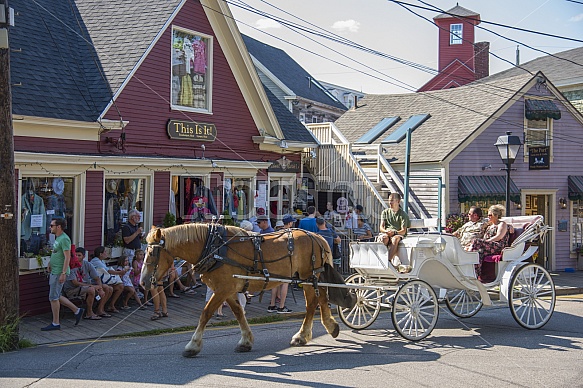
482 46 583 86
9 0 180 122
433 4 479 20
241 34 347 111
334 72 534 164
263 87 318 144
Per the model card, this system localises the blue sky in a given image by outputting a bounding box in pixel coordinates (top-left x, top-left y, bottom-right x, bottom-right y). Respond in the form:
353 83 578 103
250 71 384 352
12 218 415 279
230 0 583 94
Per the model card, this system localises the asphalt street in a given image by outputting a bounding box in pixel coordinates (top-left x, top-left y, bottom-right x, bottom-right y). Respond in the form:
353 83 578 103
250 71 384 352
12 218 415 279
1 295 582 388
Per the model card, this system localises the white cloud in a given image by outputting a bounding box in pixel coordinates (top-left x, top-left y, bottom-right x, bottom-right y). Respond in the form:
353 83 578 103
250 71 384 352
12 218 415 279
569 13 583 22
255 18 281 29
331 19 360 32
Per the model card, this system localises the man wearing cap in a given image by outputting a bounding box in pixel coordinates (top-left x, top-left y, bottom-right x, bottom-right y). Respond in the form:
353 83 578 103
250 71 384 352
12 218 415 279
257 215 274 234
282 214 296 228
122 209 143 264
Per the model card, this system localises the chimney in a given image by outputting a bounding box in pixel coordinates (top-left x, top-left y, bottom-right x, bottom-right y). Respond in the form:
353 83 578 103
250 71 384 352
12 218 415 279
353 95 358 109
474 41 490 80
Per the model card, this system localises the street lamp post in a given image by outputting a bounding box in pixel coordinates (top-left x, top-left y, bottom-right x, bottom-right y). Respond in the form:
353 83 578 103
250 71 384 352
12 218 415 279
495 131 523 217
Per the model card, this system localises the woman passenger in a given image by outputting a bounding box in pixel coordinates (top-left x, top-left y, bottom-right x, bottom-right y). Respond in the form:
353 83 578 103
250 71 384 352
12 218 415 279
469 204 510 279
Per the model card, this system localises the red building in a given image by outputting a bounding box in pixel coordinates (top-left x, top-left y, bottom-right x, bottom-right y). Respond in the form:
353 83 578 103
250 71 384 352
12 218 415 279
11 0 316 315
418 4 489 92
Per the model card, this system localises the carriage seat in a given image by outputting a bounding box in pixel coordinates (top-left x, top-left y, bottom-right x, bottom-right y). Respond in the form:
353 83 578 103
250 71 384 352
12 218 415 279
480 215 543 282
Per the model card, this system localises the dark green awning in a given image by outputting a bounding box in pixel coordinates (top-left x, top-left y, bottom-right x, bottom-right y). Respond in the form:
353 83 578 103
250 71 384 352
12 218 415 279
525 99 561 121
568 176 583 201
458 175 521 204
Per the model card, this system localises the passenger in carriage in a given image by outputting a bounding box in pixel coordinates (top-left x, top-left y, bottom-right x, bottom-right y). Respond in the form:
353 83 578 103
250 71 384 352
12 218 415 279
468 204 511 279
453 206 488 250
380 193 411 266
353 216 374 242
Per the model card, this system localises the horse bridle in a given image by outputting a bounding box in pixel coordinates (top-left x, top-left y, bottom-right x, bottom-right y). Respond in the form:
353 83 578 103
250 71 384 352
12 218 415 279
146 238 170 287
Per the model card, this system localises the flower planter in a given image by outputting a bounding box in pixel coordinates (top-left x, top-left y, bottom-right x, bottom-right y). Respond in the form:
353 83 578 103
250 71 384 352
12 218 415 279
19 256 50 270
104 246 124 258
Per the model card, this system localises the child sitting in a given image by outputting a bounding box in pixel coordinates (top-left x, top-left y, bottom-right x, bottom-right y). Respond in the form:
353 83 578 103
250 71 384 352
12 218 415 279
116 255 145 310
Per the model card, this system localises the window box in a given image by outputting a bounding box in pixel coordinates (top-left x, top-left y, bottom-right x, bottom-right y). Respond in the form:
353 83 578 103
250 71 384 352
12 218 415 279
19 256 50 270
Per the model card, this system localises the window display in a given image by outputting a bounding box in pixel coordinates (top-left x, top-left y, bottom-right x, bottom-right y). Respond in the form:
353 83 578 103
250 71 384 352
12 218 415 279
224 178 252 220
175 176 218 222
103 178 145 247
171 27 211 111
20 177 74 257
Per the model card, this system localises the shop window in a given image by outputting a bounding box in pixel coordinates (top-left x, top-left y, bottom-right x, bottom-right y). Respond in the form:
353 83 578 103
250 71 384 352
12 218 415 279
175 176 218 223
104 178 146 247
460 199 506 220
269 177 295 220
20 177 74 257
171 27 212 113
224 177 253 221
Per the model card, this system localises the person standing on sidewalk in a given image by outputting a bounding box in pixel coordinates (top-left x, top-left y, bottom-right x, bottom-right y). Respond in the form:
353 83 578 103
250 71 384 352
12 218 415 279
122 209 143 265
42 218 84 331
266 214 295 314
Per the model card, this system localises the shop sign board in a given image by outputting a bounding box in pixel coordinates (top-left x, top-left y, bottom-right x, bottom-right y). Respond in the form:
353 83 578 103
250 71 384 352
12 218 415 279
167 119 217 142
528 146 550 170
268 157 300 173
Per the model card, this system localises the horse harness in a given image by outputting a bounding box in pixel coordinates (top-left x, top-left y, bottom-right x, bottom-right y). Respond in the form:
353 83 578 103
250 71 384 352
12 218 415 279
147 224 328 297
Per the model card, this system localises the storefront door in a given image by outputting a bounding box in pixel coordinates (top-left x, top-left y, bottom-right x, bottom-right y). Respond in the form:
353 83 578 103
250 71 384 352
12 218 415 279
524 192 554 269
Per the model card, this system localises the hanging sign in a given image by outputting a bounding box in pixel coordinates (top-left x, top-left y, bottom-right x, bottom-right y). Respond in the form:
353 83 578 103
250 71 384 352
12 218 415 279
528 146 550 170
268 157 300 173
167 119 217 142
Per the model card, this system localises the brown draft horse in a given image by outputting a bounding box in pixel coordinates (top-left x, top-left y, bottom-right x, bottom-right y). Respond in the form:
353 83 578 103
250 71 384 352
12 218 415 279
140 223 340 357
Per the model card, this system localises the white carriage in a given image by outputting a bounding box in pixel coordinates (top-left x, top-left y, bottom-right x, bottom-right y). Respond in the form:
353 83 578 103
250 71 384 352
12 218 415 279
338 215 556 341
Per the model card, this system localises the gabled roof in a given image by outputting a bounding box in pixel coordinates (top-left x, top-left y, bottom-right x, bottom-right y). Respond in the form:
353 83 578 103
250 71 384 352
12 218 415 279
334 72 537 164
10 0 284 139
434 5 479 20
483 46 583 86
241 34 347 111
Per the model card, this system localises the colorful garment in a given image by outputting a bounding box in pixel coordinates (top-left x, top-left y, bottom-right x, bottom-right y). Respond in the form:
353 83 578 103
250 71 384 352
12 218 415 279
470 223 510 278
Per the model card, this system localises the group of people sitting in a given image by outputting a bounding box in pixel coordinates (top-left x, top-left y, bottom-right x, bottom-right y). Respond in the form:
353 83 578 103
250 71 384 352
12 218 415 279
62 246 201 321
452 204 513 280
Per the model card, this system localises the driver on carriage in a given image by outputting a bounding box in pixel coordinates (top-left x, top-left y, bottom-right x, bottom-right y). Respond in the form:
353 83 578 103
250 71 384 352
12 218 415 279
379 193 410 267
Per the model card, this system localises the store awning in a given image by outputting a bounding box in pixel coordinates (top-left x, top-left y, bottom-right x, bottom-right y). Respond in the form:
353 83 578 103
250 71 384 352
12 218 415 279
525 99 561 121
568 176 583 201
458 175 521 204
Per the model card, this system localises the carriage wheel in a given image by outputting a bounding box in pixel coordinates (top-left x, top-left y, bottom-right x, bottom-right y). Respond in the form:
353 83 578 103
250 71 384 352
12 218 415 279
509 263 556 329
337 273 381 330
445 289 483 318
391 280 439 341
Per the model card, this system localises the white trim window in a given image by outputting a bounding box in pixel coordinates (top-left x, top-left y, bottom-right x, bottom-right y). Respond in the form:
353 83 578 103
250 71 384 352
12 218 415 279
450 23 463 45
171 27 213 113
524 116 553 158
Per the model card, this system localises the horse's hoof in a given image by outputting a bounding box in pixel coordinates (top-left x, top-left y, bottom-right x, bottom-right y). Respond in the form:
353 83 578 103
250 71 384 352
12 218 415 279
290 337 307 346
235 344 252 353
182 349 199 358
331 324 340 338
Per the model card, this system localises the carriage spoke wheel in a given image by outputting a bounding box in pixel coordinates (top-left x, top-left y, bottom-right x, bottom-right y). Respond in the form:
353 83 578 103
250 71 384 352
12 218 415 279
509 263 556 329
391 280 438 341
445 289 483 318
337 273 381 330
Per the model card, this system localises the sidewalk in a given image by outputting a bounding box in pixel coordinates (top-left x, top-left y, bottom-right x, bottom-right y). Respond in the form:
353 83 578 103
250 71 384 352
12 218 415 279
19 271 583 346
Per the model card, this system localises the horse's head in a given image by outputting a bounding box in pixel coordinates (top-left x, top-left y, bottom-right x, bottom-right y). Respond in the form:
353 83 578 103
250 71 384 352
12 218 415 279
140 225 174 290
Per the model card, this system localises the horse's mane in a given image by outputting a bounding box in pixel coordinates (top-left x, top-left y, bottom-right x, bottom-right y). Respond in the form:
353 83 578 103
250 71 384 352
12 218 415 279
152 223 250 250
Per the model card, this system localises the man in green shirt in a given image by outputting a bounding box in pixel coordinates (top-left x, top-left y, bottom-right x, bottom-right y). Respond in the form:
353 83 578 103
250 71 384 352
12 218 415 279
42 218 84 331
380 193 410 267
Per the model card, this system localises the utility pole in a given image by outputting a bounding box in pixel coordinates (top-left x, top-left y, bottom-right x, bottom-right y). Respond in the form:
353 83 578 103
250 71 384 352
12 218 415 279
0 0 19 348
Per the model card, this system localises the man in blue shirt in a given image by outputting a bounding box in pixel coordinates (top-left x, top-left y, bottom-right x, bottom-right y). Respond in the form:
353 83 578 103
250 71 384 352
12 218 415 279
298 206 318 232
315 217 341 254
257 215 275 234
